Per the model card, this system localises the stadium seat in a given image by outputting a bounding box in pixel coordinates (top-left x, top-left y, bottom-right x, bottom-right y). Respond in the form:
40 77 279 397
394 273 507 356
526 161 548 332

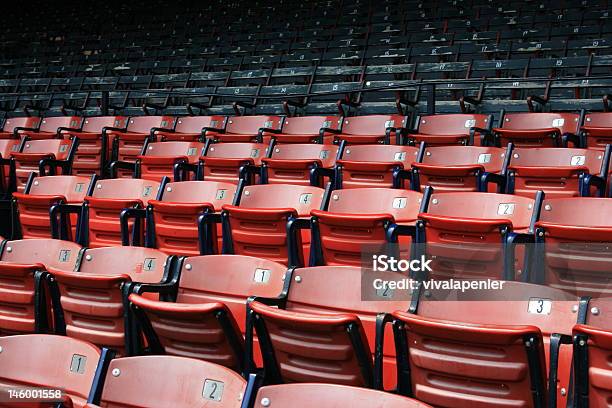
146 179 238 255
580 111 612 150
406 113 493 146
483 146 612 198
333 115 409 145
417 192 542 280
191 142 272 184
10 138 78 192
12 175 92 240
492 112 581 147
86 355 247 408
310 188 427 266
410 145 508 192
269 115 342 144
0 138 22 192
0 334 107 408
533 198 612 297
0 239 82 335
409 280 588 408
0 116 41 139
17 116 83 141
335 144 421 189
46 245 176 354
210 115 283 143
261 143 341 186
247 266 410 389
209 184 326 266
62 116 128 177
129 254 289 371
248 383 431 408
63 178 161 247
154 115 227 142
105 115 175 163
111 140 206 181
572 324 612 408
392 311 548 407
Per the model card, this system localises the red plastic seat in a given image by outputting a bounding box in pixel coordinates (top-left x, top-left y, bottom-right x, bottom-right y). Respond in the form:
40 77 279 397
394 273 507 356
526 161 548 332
85 356 246 408
199 142 271 184
81 178 161 247
311 188 425 266
336 144 420 188
12 175 91 240
0 239 82 335
155 115 227 141
62 116 128 177
218 184 325 266
0 139 22 191
261 143 340 186
392 311 548 407
251 383 431 408
10 138 77 192
334 115 408 145
106 115 175 163
47 246 173 354
418 192 539 280
129 254 288 371
147 180 237 255
581 112 612 150
503 147 610 198
0 116 41 139
0 334 103 408
413 145 507 192
211 115 283 143
411 281 585 408
407 113 493 146
572 324 612 408
248 266 410 388
18 116 83 140
492 112 581 147
534 198 612 297
115 141 206 181
271 115 342 144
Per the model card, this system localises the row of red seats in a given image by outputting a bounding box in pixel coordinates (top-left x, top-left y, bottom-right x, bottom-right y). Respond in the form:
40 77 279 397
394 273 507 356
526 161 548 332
0 334 428 408
0 111 611 191
0 243 610 407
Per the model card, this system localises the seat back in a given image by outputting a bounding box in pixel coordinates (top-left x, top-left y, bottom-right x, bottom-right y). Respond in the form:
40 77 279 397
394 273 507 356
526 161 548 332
278 115 342 143
223 184 325 265
497 113 581 147
252 384 429 408
50 246 169 353
81 116 128 133
224 115 283 135
138 141 206 181
535 198 612 296
11 138 75 192
393 311 547 408
13 175 90 239
149 180 237 255
573 324 612 408
414 146 506 192
420 192 536 280
582 112 612 150
94 356 246 408
202 142 270 183
1 116 41 134
131 255 287 368
174 115 227 134
312 188 423 266
38 116 83 134
125 115 175 133
413 113 491 145
0 334 101 408
263 143 339 186
0 139 21 190
0 239 82 334
337 145 420 188
338 115 408 144
84 178 160 248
